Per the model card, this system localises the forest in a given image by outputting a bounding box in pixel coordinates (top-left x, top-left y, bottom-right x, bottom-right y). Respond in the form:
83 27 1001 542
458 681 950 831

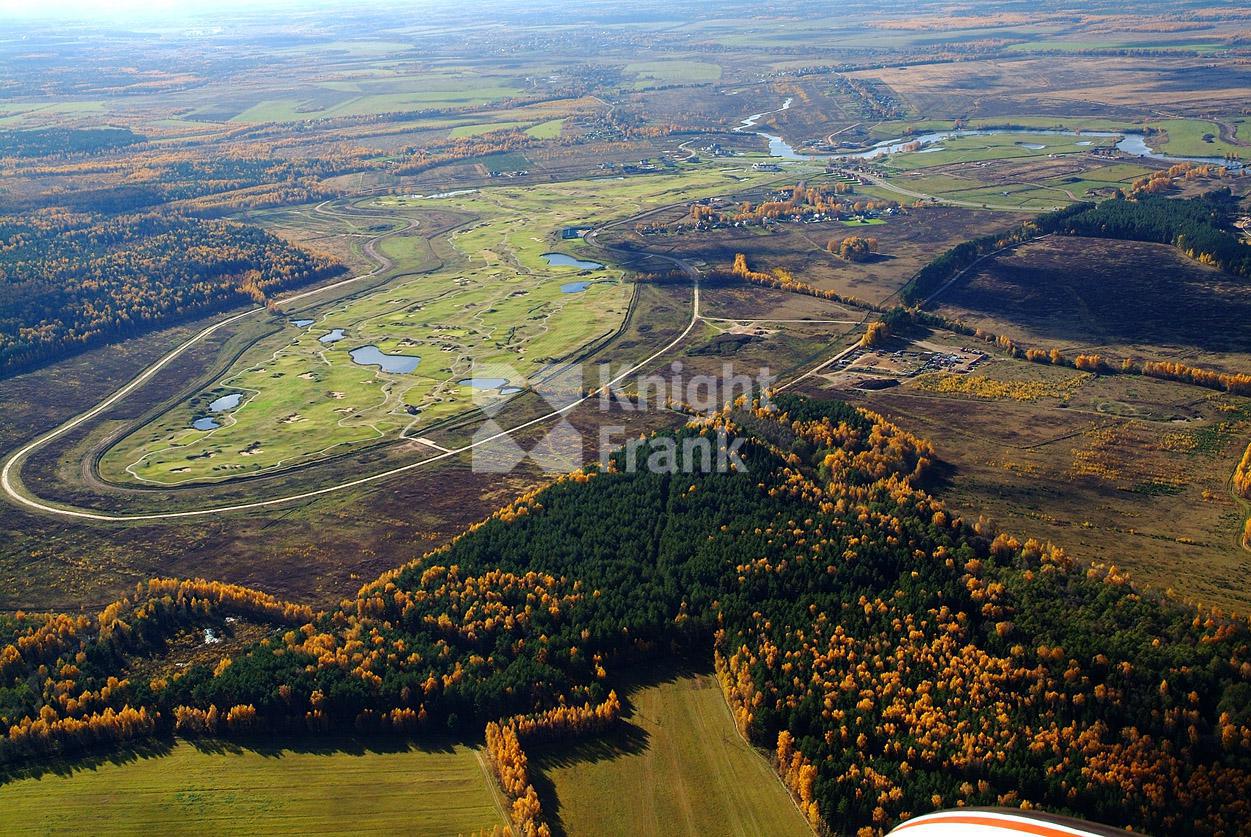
0 127 145 159
1 394 1248 835
0 210 343 374
1059 189 1251 279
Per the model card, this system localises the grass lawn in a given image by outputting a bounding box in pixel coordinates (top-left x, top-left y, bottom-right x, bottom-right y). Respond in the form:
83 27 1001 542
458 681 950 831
533 670 811 837
0 739 507 835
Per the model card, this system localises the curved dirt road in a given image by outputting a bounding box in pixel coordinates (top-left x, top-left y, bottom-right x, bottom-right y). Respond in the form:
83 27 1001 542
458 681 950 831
1 200 706 522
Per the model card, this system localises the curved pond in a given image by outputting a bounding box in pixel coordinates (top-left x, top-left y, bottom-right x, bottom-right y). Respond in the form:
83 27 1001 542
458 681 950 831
192 391 246 430
542 252 603 270
292 318 314 328
561 281 592 293
349 345 421 374
319 328 346 344
739 101 1243 170
208 392 244 412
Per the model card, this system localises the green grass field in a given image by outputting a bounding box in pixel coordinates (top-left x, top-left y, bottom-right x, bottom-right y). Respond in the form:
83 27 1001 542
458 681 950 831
626 60 722 84
883 133 1116 172
525 118 566 139
0 739 506 835
534 672 811 837
1152 118 1246 159
100 164 793 485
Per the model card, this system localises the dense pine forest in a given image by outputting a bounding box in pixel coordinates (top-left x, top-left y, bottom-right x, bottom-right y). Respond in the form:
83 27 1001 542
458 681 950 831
0 210 343 375
0 127 145 159
1058 188 1251 278
1 395 1248 835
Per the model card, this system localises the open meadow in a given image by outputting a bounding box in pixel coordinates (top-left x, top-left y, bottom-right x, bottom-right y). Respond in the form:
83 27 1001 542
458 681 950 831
531 670 811 837
0 739 507 835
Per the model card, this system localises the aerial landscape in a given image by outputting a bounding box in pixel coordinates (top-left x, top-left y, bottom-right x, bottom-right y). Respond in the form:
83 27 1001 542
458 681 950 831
0 0 1250 834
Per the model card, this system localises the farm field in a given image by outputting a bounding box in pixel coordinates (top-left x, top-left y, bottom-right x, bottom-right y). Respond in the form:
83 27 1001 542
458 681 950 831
532 670 811 837
0 739 507 835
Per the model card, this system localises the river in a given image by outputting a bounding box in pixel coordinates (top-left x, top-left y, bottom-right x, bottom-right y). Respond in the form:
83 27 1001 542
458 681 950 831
735 101 1242 169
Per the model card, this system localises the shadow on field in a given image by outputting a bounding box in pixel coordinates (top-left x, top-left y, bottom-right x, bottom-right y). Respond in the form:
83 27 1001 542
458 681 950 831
185 732 462 759
0 738 175 786
526 653 716 837
0 732 470 788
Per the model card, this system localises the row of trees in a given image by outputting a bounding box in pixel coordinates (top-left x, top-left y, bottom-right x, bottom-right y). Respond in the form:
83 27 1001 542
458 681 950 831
482 692 622 836
900 202 1093 305
683 184 897 231
723 252 876 311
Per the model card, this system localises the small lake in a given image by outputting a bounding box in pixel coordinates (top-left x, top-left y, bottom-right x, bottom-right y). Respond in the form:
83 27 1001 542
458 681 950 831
208 392 244 412
459 377 511 390
543 252 603 270
292 319 314 327
561 281 592 293
1017 142 1047 150
406 189 478 200
192 391 245 430
349 345 421 374
319 328 346 344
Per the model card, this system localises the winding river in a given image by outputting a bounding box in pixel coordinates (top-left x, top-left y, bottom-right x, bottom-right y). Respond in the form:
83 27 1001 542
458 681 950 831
735 100 1242 169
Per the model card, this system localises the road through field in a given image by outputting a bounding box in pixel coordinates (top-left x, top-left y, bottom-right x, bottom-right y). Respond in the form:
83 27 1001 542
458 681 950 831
851 169 1063 212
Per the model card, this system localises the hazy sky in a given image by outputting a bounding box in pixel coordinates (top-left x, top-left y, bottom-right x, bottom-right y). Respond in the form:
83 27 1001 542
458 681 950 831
0 0 317 20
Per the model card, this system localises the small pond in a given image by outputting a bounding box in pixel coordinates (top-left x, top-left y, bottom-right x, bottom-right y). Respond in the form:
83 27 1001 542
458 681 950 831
292 318 314 327
542 252 603 270
192 417 220 431
208 392 244 412
561 281 592 293
459 377 511 390
320 328 346 344
349 345 421 374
